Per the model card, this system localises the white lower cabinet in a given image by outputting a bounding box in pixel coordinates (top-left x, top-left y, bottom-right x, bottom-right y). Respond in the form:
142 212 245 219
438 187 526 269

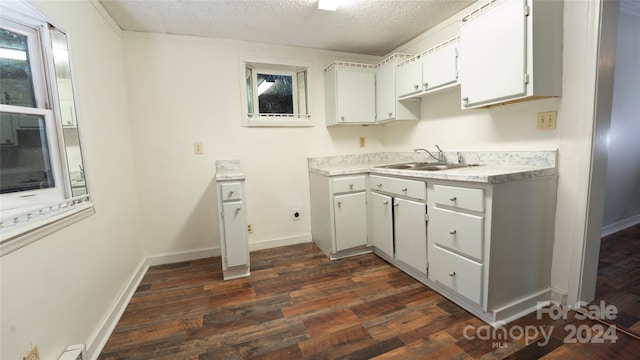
369 192 393 258
334 192 367 251
310 173 369 259
427 177 557 324
394 197 427 275
369 175 427 275
216 180 250 280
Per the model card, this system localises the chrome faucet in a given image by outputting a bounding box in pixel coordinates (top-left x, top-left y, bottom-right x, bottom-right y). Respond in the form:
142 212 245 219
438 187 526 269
414 145 445 163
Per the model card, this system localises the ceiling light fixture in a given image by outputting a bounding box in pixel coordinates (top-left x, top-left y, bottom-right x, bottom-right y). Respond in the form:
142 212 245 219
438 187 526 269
318 0 339 11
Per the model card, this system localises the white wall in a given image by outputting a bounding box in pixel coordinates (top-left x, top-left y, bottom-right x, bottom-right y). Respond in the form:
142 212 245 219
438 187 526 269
386 0 602 301
602 6 640 228
0 1 144 359
122 34 384 256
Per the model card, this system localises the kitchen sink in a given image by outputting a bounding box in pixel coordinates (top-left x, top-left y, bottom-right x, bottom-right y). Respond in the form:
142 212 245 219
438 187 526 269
375 162 473 171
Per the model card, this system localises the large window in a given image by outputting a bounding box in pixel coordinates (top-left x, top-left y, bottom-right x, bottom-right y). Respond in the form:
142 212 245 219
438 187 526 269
0 1 92 254
242 58 311 127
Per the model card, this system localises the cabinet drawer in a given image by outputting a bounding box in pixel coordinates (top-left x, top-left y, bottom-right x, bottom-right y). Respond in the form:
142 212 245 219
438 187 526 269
332 175 366 194
220 182 243 201
370 175 426 201
430 207 484 261
433 185 484 212
430 245 482 305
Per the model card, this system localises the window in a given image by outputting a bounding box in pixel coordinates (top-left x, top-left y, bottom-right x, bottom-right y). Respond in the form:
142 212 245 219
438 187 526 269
242 58 311 127
0 1 92 254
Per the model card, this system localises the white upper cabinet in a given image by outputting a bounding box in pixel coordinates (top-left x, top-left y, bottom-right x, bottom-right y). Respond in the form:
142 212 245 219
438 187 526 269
395 59 423 98
376 54 421 123
396 38 460 100
324 62 376 125
422 42 458 92
459 0 563 109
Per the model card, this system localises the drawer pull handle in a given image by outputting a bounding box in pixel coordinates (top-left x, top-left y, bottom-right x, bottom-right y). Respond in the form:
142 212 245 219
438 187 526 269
382 201 389 205
349 184 354 190
235 207 241 214
449 271 456 277
402 188 408 192
377 183 382 188
393 203 399 208
337 201 342 207
449 229 457 235
449 196 457 201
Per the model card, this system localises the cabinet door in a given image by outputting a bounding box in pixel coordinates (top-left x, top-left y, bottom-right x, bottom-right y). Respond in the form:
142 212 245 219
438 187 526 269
370 192 393 257
222 201 248 268
459 0 527 108
334 192 368 251
422 44 458 92
375 61 395 121
336 69 375 123
394 198 427 274
395 60 422 98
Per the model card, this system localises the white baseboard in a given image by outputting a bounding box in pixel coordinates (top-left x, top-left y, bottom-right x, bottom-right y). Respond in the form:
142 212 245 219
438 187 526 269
249 233 311 251
146 247 221 267
86 258 148 360
550 288 568 305
601 214 640 237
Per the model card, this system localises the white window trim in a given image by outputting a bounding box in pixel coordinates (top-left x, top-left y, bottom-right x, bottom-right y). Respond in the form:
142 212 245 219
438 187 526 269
240 56 313 127
0 0 94 255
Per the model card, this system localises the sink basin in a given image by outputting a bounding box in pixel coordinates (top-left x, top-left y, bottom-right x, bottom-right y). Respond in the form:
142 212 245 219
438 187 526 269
376 162 473 171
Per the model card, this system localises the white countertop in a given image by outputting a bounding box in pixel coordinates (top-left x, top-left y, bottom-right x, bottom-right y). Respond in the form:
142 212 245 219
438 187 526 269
308 151 558 184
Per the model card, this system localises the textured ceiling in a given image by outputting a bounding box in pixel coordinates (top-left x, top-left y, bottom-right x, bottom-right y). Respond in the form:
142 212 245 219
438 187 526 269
98 0 477 55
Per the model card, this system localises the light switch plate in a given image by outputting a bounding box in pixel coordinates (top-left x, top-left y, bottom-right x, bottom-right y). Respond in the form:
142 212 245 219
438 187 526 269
193 141 203 154
23 345 40 360
536 111 557 130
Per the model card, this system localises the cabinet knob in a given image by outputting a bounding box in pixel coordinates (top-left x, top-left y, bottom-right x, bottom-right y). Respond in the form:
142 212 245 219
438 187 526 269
377 183 382 188
337 201 342 207
423 82 428 89
449 196 457 201
382 201 389 205
402 188 408 192
340 116 345 121
349 184 354 190
413 84 419 90
235 207 241 214
393 203 399 208
449 271 456 277
388 112 393 117
462 97 469 103
449 229 457 235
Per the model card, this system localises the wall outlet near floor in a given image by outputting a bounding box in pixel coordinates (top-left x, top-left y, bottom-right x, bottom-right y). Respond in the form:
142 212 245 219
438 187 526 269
536 111 557 130
23 345 40 360
193 141 203 154
292 208 301 221
247 224 253 233
359 137 365 148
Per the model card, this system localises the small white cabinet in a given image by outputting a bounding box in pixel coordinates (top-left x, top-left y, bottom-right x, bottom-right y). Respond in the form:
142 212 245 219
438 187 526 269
375 54 421 123
310 173 369 259
394 197 427 275
216 161 250 280
396 39 459 100
458 0 562 108
324 63 376 125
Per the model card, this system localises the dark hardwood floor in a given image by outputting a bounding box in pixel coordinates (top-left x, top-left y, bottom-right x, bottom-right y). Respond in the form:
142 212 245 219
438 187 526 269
99 238 640 359
594 223 640 335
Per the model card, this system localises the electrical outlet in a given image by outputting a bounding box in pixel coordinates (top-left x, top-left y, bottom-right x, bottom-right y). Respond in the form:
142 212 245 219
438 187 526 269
292 208 301 221
193 141 203 154
536 111 557 130
23 345 39 360
247 224 253 233
359 137 365 148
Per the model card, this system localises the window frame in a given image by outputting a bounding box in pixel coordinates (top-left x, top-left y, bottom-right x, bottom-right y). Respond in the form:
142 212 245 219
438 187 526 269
240 56 313 127
0 0 94 256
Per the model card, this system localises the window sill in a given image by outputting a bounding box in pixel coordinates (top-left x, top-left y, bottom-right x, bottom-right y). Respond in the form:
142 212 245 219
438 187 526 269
244 114 313 127
0 202 95 257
